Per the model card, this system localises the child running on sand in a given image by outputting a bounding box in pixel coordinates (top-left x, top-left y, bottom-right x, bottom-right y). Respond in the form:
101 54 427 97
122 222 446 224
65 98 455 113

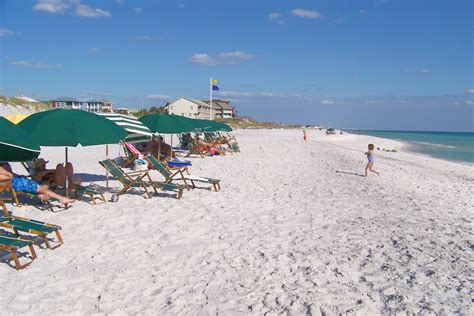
364 144 380 177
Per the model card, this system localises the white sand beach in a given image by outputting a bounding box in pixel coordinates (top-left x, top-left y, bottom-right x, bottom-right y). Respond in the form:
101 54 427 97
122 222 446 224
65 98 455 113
1 129 472 314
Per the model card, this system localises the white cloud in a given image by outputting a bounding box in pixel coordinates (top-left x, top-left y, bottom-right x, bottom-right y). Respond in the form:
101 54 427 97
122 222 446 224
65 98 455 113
10 60 63 69
464 100 474 105
218 51 256 62
75 4 111 17
465 89 474 94
360 9 368 14
0 28 15 37
134 7 143 12
135 35 160 41
145 94 171 100
364 100 376 104
116 0 124 4
188 53 216 66
330 17 347 25
269 12 282 19
320 99 336 105
188 51 256 66
420 69 431 74
88 47 99 53
33 0 68 14
291 8 321 19
34 1 110 17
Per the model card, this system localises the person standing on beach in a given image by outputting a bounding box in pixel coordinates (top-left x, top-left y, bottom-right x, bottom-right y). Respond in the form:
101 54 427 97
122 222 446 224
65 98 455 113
303 130 307 143
364 144 380 177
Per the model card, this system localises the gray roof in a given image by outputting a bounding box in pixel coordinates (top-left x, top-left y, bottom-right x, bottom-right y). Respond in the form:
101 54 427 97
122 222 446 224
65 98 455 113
203 99 233 110
51 97 81 102
181 97 217 109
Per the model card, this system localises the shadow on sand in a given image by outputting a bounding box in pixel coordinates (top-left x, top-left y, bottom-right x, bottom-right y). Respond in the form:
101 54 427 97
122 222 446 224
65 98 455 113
75 173 108 182
335 170 365 177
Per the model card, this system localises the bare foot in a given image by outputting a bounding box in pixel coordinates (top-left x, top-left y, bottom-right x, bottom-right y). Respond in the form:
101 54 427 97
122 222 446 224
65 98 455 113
60 197 75 206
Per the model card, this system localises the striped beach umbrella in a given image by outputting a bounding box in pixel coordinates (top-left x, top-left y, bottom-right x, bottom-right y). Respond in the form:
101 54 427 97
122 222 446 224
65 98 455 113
97 113 153 143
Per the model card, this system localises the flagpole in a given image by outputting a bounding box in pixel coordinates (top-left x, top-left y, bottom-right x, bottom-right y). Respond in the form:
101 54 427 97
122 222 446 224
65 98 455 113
209 77 213 120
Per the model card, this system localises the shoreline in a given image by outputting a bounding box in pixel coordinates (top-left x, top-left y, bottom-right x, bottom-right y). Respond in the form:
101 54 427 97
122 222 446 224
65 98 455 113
345 130 474 166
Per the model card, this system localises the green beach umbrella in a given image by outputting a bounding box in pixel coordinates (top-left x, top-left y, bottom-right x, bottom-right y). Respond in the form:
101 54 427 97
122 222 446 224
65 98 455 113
193 119 232 132
139 114 197 134
0 116 40 162
18 109 128 195
19 109 127 146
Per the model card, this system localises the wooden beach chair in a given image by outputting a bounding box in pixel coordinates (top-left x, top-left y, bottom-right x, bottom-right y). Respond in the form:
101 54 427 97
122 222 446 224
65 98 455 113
146 155 221 191
99 159 184 199
75 185 106 205
0 216 63 250
0 235 37 270
23 160 105 205
121 141 145 167
0 180 20 207
0 179 64 212
185 138 209 158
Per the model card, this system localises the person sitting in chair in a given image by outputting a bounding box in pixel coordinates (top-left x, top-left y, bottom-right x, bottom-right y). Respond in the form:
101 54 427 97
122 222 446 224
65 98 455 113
146 136 174 161
31 158 76 192
0 163 75 206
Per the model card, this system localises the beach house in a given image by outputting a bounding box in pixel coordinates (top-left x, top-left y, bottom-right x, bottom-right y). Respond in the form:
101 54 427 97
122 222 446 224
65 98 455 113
166 97 235 119
84 99 113 113
49 97 83 110
202 100 236 118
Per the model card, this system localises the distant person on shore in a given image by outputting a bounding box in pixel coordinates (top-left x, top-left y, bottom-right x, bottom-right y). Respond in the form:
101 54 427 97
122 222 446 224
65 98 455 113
303 130 307 143
364 144 380 177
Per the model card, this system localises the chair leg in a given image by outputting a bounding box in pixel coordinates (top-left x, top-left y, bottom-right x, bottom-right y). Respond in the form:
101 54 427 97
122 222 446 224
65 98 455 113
0 200 8 216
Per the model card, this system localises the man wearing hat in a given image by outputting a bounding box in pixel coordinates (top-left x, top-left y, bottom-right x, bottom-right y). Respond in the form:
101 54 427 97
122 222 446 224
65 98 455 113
32 158 76 193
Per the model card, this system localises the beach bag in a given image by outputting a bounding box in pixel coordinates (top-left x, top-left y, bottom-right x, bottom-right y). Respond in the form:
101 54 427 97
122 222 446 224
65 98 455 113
133 159 148 172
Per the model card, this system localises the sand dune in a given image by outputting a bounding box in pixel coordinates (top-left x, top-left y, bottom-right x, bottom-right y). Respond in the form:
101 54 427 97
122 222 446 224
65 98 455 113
1 129 472 314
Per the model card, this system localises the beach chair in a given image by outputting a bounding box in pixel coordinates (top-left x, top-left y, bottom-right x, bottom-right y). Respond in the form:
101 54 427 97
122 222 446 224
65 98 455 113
99 159 184 199
122 142 145 167
0 216 63 250
75 185 106 205
0 235 37 270
0 179 64 212
0 180 20 207
185 138 208 158
146 154 221 191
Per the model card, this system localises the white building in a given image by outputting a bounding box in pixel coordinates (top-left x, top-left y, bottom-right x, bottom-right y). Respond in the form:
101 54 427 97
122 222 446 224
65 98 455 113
50 97 82 110
166 97 235 119
202 99 236 119
84 99 113 113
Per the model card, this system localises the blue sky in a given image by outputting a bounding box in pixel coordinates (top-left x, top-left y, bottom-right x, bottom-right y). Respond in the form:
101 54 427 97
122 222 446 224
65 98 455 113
0 0 473 131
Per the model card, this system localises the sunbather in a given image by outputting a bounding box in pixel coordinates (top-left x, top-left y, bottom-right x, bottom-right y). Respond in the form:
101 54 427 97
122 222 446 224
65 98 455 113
31 158 76 192
195 134 225 156
146 136 174 160
0 163 75 206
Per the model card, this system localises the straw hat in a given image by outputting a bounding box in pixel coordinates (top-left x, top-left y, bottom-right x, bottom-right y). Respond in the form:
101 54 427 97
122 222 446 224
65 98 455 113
32 158 49 169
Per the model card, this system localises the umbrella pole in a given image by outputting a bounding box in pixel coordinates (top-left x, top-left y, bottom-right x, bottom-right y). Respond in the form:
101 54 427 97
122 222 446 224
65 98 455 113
65 147 69 198
105 145 109 189
158 134 161 161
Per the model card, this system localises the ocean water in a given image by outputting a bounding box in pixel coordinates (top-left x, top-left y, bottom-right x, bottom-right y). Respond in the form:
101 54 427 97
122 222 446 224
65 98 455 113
353 130 474 163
